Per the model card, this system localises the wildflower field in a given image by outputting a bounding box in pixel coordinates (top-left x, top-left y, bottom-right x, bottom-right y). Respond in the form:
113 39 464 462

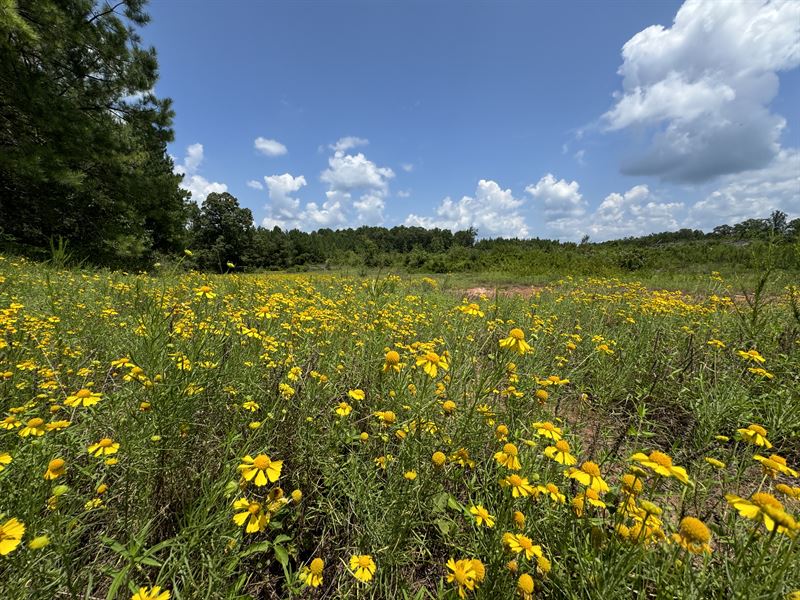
0 256 798 600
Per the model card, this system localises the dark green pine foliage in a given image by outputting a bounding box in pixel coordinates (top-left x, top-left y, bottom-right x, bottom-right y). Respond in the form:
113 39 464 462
0 0 190 265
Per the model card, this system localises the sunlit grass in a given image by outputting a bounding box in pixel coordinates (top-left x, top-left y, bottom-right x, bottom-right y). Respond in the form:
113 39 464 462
0 256 798 599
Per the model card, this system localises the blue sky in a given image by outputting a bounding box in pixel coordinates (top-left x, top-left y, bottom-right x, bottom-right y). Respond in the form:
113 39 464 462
143 0 800 240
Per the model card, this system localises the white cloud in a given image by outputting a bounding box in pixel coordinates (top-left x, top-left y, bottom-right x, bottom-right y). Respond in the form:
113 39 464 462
688 148 800 228
254 137 288 157
526 174 587 220
354 193 385 225
321 150 395 193
405 179 529 238
180 143 204 174
528 173 684 241
604 0 800 182
246 179 264 190
330 136 369 153
401 163 414 172
260 139 395 229
173 143 228 204
584 185 684 241
264 173 307 220
397 189 411 198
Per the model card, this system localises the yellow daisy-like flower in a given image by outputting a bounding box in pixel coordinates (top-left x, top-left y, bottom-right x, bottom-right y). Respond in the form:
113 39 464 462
470 558 485 583
1 415 21 430
576 488 606 510
620 473 643 496
458 302 485 318
446 558 478 599
383 350 402 373
501 474 536 498
630 451 690 484
19 417 47 437
499 328 532 355
131 586 170 600
415 351 449 378
348 389 365 401
374 410 396 425
726 492 798 535
754 454 798 478
238 454 283 486
517 573 535 600
64 388 102 408
349 554 377 582
194 285 216 299
46 420 71 431
469 505 495 528
0 517 25 555
736 423 772 448
494 443 521 470
568 461 610 493
232 498 269 533
88 437 120 457
671 516 712 554
44 457 66 480
736 349 765 363
532 421 562 441
300 557 324 588
544 439 577 465
335 401 353 416
704 457 726 469
503 532 543 560
242 400 259 412
775 484 800 500
536 482 565 504
0 452 11 471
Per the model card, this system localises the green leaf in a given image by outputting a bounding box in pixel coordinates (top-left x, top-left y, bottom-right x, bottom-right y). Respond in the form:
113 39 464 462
435 518 452 535
239 541 272 558
446 494 462 512
273 544 289 568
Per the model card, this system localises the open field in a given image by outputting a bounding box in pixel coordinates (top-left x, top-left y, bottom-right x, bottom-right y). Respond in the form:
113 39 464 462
1 256 799 599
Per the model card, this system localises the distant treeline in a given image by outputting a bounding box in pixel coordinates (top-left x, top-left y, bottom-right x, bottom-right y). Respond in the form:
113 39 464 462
2 186 798 274
178 193 799 275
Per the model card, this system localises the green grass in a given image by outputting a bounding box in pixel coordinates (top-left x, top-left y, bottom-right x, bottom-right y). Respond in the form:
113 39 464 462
0 256 798 599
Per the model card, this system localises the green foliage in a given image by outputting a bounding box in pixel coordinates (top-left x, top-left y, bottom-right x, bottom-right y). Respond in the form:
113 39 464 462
188 192 254 272
0 0 190 266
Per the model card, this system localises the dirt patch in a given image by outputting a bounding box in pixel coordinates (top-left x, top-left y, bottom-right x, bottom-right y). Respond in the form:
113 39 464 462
461 285 545 299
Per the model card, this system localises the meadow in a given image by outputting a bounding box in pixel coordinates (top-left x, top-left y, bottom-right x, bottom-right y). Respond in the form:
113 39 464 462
0 255 798 599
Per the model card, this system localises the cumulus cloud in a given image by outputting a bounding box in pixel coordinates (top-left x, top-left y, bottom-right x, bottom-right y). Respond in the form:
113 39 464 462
321 149 395 193
688 148 800 229
264 173 307 220
330 136 369 153
604 0 800 182
261 137 395 229
527 174 587 219
527 172 685 241
405 179 529 238
254 137 288 157
585 186 683 241
173 143 227 203
246 180 264 190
